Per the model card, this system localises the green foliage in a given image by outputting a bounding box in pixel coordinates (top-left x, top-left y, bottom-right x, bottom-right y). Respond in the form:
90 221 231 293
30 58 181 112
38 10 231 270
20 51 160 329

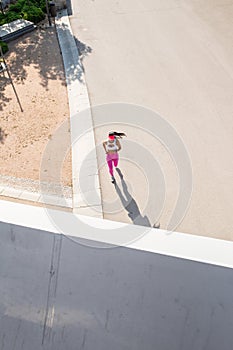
22 5 45 23
0 11 21 25
0 0 46 25
9 0 26 13
0 41 9 54
31 0 47 12
38 0 46 13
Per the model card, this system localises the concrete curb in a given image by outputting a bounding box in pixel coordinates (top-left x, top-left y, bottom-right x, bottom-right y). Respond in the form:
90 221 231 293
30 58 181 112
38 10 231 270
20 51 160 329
55 10 103 219
0 175 72 208
0 186 72 208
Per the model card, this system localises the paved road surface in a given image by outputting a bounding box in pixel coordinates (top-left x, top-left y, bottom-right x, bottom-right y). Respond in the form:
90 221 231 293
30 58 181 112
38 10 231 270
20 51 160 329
69 0 233 240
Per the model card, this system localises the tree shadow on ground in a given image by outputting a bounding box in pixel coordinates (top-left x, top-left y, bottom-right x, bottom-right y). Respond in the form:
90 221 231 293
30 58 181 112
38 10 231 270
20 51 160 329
74 37 92 72
0 20 92 110
3 27 65 91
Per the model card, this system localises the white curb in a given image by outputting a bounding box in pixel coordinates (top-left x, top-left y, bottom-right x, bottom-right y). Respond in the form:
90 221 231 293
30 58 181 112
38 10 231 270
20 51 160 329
55 10 103 218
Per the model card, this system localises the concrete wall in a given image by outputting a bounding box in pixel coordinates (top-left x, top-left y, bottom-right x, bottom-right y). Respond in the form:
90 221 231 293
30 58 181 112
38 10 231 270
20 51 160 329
1 219 233 350
54 0 66 10
1 0 11 9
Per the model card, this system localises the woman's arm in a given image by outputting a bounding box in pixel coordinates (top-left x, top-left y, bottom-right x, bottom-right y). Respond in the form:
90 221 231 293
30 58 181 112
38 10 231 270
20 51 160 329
116 139 121 151
103 142 108 153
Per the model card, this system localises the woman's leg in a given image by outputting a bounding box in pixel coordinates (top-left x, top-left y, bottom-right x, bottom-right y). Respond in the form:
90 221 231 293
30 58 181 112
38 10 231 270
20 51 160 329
113 152 119 168
106 154 114 176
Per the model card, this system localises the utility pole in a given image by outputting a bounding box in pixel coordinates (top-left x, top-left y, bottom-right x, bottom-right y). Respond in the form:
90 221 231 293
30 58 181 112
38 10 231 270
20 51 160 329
45 0 52 26
0 45 23 112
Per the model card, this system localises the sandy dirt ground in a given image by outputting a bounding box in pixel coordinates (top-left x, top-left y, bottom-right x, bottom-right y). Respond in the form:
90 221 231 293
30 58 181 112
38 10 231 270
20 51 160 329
0 25 72 187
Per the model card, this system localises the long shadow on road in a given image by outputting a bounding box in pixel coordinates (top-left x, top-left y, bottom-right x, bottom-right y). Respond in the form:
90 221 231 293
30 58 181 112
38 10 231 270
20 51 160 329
114 168 154 228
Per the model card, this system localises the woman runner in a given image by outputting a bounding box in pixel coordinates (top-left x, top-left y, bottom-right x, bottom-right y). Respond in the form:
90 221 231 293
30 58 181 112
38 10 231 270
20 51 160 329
103 131 126 183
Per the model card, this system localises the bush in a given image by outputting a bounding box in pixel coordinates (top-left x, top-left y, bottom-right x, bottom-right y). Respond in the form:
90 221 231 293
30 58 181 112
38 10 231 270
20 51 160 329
30 0 46 12
0 12 21 26
0 14 6 26
22 5 45 23
4 11 22 24
0 0 46 25
9 0 26 13
38 0 46 13
0 41 9 54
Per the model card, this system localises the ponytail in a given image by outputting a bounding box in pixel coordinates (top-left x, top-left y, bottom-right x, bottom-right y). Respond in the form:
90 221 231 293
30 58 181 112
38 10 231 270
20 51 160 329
109 131 126 138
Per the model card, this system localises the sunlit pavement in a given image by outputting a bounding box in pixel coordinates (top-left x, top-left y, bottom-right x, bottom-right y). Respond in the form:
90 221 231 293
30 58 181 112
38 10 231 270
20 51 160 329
69 0 233 240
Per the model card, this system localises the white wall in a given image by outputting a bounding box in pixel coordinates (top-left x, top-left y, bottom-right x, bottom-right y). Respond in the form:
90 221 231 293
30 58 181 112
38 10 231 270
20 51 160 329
1 209 233 349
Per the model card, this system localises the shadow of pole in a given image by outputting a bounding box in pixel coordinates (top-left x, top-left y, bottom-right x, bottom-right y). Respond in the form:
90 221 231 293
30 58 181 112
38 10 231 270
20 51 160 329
0 46 23 112
0 127 7 144
0 20 92 110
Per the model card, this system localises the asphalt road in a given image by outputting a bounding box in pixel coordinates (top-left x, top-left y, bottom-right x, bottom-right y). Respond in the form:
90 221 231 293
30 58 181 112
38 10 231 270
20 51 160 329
69 0 233 240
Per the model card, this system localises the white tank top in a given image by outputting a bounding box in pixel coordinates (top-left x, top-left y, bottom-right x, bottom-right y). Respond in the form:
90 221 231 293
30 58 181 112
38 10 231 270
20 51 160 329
106 138 118 152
